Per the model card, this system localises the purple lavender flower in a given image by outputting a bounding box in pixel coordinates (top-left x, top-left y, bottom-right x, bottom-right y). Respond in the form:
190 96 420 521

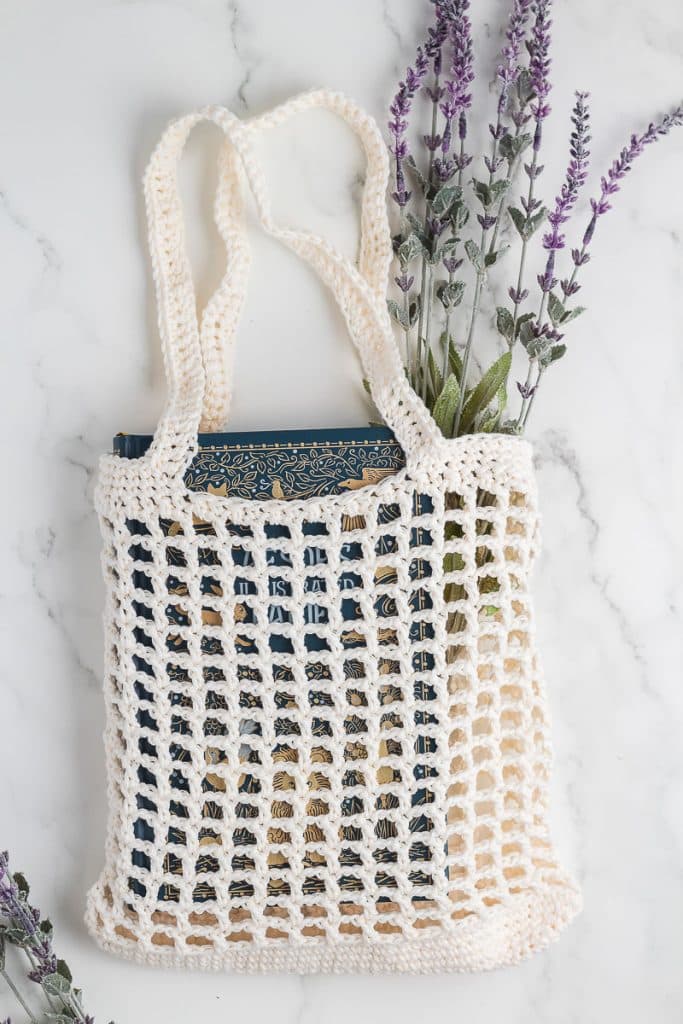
1 853 57 989
438 0 474 168
0 852 40 946
581 103 683 248
517 381 537 400
395 273 415 293
528 0 553 151
496 0 533 114
509 285 529 304
539 91 591 292
443 256 463 274
388 46 430 208
544 92 591 252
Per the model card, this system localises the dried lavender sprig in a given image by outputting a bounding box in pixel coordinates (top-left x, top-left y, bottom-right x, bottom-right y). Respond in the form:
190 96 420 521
557 101 683 304
388 47 430 210
0 852 99 1023
0 854 55 983
446 0 474 183
509 0 553 336
520 101 683 429
496 0 533 116
415 7 451 397
436 0 474 394
418 0 473 401
515 91 591 423
536 92 591 299
450 0 532 425
542 92 591 260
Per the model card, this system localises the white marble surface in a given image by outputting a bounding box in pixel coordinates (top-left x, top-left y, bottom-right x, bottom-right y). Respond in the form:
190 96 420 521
1 0 682 1020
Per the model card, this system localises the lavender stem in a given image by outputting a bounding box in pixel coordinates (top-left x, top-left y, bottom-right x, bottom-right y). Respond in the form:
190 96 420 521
452 268 485 435
417 70 442 402
2 966 38 1022
441 268 456 381
521 365 544 426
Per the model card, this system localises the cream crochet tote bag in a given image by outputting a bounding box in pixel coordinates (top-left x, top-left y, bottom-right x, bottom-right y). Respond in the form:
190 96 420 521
86 90 581 972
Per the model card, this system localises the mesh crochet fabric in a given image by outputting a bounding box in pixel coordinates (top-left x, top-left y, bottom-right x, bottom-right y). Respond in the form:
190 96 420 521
86 91 581 972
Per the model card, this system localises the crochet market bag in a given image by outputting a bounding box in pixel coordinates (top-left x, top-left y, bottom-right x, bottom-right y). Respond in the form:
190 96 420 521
86 90 581 972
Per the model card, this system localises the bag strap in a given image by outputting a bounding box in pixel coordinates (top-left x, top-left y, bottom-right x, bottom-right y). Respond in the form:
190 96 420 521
143 90 440 482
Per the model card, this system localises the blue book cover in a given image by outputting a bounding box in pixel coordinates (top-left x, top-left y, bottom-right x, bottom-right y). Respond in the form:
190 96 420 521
113 426 406 501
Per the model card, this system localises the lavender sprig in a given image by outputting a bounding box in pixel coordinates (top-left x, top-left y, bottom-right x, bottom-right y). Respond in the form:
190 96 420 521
446 0 475 184
0 851 104 1024
518 100 683 427
413 7 451 399
515 90 591 424
428 0 474 391
389 47 430 210
496 0 533 115
386 0 683 440
486 1 535 260
451 0 533 431
507 0 554 338
542 91 591 269
414 0 473 406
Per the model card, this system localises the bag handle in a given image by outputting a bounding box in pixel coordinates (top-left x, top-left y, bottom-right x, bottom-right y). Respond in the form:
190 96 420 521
143 90 440 482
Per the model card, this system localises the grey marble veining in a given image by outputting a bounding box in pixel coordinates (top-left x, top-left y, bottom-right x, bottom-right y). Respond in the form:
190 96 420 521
1 1 682 1021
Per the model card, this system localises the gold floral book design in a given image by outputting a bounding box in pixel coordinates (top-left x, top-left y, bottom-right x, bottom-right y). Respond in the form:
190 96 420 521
114 427 438 905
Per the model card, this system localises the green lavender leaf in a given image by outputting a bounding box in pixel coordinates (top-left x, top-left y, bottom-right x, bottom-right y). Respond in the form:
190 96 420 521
436 280 465 310
405 213 429 248
484 245 509 268
518 318 536 349
508 206 547 242
527 207 548 236
459 351 513 432
499 132 532 164
431 185 461 218
464 239 483 271
548 292 566 326
428 348 444 397
472 179 493 208
43 971 71 997
408 295 421 327
445 336 463 382
398 233 424 266
13 873 29 898
540 342 569 370
362 378 372 397
479 406 500 433
387 299 410 329
405 155 428 192
561 306 586 324
508 206 526 238
515 312 535 338
499 418 523 435
496 307 515 344
432 374 461 437
489 179 511 203
478 375 508 433
45 1015 74 1024
56 959 72 983
451 203 470 230
0 934 5 970
438 237 460 259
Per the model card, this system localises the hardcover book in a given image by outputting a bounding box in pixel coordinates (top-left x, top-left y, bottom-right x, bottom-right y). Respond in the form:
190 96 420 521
113 426 406 501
